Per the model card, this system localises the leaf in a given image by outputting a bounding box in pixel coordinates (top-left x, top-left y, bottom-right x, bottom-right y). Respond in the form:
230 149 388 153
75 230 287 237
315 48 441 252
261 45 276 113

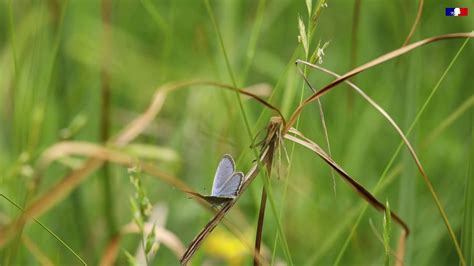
122 144 178 162
145 223 157 254
284 127 409 233
129 196 144 230
461 135 473 263
298 15 309 57
305 0 312 16
123 250 139 266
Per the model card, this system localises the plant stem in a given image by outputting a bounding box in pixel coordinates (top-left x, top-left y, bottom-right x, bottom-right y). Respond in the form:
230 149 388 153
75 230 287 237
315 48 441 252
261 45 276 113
100 0 116 236
254 187 267 266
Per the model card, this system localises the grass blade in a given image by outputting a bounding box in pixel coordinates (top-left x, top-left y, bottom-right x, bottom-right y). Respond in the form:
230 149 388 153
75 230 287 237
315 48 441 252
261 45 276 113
294 35 473 265
461 109 474 264
285 32 474 132
0 193 86 265
401 0 424 47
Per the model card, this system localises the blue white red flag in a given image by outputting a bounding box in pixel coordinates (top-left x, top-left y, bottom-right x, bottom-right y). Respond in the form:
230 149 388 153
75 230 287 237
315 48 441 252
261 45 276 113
446 8 468 16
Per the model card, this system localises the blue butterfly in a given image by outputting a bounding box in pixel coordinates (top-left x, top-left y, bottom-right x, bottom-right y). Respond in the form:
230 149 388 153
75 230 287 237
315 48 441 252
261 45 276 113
186 154 244 205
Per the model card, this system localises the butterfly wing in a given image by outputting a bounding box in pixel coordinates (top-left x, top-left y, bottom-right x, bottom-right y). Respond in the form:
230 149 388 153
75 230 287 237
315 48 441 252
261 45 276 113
202 196 234 205
212 172 244 197
211 154 236 196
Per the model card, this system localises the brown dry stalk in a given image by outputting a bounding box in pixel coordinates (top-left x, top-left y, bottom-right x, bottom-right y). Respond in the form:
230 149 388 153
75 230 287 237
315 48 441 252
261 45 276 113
285 128 409 233
123 223 186 258
286 34 473 264
402 0 424 47
284 128 409 259
285 32 474 133
100 0 115 236
99 234 121 266
0 81 282 248
254 188 267 266
295 61 424 191
3 146 259 262
114 80 284 146
100 222 186 265
395 230 408 266
180 117 283 265
35 142 131 174
22 235 54 266
34 141 189 191
181 117 411 264
254 126 277 266
296 53 468 264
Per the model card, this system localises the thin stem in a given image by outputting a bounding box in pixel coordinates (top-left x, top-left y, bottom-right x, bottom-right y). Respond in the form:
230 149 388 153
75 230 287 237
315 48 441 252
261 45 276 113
347 0 362 111
204 0 256 150
100 0 117 236
254 188 267 266
299 37 471 266
402 0 424 47
204 1 274 263
0 193 86 265
284 33 474 134
141 236 150 266
240 0 266 84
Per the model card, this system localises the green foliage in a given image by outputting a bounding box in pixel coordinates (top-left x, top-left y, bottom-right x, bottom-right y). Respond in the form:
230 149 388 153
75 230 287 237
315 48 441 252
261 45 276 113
124 250 139 266
126 163 156 264
0 0 472 265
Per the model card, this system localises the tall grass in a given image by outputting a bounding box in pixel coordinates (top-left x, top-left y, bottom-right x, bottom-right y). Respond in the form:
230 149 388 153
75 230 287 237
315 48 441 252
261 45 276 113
0 1 472 265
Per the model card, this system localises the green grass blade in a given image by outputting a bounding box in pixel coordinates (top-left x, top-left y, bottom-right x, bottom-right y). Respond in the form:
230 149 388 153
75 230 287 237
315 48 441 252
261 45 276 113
204 0 255 149
8 0 19 75
261 170 294 265
334 36 472 265
0 193 87 265
239 0 267 84
204 1 294 264
461 109 473 265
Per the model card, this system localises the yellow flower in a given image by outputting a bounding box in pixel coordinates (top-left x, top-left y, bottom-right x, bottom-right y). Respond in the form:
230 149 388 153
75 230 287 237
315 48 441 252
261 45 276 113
203 228 249 266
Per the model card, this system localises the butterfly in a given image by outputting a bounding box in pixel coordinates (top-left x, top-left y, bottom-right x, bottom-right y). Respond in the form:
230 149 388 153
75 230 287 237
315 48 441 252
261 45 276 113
185 154 244 206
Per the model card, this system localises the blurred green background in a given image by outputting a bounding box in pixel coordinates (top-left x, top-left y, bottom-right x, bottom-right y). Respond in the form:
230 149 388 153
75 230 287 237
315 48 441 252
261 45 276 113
0 0 473 265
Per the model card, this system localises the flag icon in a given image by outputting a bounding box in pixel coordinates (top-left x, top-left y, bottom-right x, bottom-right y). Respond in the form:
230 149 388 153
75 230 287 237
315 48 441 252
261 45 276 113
446 8 468 16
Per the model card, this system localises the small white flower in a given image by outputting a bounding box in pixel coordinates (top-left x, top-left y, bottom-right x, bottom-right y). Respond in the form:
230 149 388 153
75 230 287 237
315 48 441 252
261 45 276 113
19 152 30 163
21 165 34 178
317 47 325 64
128 166 137 173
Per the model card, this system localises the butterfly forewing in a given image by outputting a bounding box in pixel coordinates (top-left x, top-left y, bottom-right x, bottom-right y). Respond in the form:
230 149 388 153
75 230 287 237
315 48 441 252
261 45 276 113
184 154 242 206
211 154 236 196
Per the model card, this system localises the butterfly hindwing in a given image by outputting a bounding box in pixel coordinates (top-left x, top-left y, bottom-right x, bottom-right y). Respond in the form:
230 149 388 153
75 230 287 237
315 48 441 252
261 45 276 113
185 154 243 206
212 172 244 197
